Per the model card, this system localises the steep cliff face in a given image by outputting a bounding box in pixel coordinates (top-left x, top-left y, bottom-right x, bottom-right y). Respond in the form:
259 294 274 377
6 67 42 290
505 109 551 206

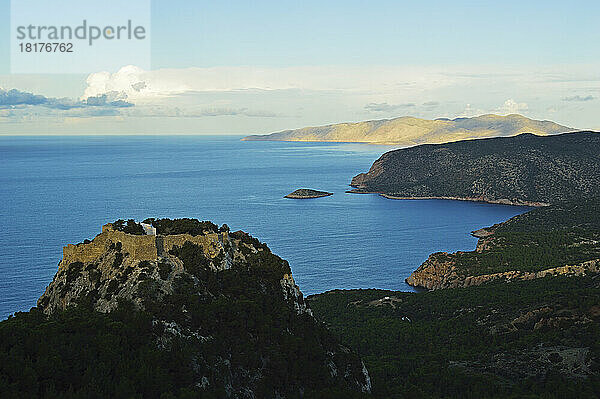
35 220 371 398
39 223 235 314
406 252 600 290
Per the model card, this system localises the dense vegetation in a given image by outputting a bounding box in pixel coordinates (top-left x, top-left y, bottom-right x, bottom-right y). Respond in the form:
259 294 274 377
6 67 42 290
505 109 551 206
405 198 600 284
496 199 600 233
0 302 366 399
143 218 225 236
351 131 600 204
450 228 600 276
0 224 368 398
0 305 194 399
112 219 145 235
448 199 600 276
309 275 600 399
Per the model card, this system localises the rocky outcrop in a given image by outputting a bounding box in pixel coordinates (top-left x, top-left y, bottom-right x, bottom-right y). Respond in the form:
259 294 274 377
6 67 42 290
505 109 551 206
284 188 333 199
37 220 371 397
450 346 593 381
40 223 235 314
405 252 457 290
406 199 600 290
406 253 600 290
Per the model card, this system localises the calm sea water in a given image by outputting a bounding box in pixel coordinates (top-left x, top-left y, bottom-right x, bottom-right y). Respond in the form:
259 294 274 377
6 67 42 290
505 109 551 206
0 135 530 319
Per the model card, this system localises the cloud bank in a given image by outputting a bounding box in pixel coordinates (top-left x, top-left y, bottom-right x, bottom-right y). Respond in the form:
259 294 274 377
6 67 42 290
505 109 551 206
2 63 600 133
80 65 459 102
0 88 133 111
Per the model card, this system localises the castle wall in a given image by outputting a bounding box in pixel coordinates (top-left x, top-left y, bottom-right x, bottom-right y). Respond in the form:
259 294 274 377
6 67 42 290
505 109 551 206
162 232 228 258
61 226 157 268
60 224 229 269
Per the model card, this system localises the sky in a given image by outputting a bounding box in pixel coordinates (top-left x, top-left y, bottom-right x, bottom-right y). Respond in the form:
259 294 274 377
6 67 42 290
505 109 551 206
1 0 600 135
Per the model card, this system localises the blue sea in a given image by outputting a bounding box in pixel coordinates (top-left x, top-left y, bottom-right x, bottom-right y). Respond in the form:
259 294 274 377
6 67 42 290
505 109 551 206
0 135 530 319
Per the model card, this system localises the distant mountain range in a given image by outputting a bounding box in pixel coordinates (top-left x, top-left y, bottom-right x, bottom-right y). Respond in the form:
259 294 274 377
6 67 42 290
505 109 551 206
243 114 573 145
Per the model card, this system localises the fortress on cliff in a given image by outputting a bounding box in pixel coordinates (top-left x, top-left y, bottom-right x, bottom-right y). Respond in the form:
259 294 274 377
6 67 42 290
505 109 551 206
61 222 228 270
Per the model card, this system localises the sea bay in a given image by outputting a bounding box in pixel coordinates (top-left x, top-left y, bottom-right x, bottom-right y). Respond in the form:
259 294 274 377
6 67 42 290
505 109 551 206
0 135 530 319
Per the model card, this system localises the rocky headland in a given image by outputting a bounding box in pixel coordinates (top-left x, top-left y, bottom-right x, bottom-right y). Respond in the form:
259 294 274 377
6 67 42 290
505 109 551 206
350 131 600 206
405 199 600 290
4 218 371 398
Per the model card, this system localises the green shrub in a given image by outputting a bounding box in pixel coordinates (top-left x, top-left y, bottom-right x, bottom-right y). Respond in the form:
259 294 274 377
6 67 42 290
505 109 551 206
145 218 218 236
112 219 145 235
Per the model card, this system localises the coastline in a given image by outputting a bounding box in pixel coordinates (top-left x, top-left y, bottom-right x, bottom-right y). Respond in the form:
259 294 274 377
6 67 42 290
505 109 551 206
284 193 333 199
346 189 549 207
242 137 409 146
284 189 333 199
405 257 600 290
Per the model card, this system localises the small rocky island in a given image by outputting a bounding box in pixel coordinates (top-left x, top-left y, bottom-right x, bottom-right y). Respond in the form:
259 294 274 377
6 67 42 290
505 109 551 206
285 188 333 199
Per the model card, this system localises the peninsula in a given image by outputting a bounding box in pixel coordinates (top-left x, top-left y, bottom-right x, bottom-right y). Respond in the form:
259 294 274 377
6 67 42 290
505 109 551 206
350 131 600 206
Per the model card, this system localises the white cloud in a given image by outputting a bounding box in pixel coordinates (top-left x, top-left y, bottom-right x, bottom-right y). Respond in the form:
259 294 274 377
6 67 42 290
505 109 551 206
497 99 528 115
81 65 458 102
82 65 191 101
